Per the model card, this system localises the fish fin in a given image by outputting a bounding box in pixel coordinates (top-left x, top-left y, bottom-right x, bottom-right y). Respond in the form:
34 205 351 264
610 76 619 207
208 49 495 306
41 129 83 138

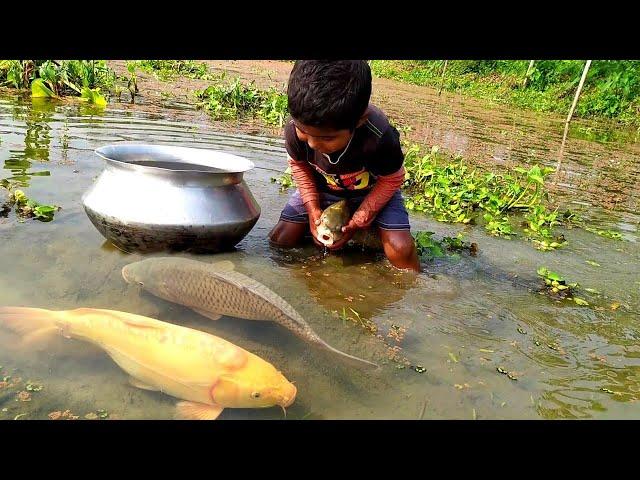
0 307 99 355
175 401 224 420
20 326 60 349
191 308 222 321
0 307 61 336
128 377 159 391
0 307 71 353
210 260 235 271
316 339 381 370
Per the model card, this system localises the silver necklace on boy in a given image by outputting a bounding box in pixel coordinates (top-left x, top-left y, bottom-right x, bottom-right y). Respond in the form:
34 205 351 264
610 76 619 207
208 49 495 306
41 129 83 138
323 131 354 165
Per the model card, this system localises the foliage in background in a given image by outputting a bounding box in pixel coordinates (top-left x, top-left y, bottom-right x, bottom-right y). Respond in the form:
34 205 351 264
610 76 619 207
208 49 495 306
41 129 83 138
371 60 640 126
132 60 222 81
0 60 114 105
194 78 288 127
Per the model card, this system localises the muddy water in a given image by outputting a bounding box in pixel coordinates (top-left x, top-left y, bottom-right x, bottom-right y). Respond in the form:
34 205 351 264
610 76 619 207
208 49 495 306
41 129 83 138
374 78 640 235
0 93 638 420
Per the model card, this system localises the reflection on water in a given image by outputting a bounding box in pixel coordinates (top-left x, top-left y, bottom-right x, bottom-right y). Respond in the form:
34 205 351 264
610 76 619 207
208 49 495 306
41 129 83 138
3 99 55 185
378 81 640 236
0 93 639 420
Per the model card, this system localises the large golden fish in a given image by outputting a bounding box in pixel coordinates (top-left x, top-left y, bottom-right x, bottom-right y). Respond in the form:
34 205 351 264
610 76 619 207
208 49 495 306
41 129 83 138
0 306 296 420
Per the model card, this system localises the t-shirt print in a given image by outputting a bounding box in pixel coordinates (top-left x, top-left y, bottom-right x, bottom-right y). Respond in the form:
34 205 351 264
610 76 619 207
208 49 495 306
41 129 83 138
315 166 371 191
284 104 404 198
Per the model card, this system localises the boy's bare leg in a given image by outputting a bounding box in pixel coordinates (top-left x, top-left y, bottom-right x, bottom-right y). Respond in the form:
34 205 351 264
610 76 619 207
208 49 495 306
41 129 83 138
378 228 420 272
268 220 309 248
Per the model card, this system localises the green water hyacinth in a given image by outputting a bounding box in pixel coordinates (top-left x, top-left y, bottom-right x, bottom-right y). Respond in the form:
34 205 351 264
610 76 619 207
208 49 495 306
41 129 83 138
80 87 107 107
31 78 56 98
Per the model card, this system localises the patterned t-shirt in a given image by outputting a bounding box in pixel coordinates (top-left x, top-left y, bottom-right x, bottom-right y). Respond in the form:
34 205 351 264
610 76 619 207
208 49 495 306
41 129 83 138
284 104 404 198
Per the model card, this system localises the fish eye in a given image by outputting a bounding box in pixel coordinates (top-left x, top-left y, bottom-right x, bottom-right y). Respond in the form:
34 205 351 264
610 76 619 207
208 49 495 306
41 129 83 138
251 392 261 399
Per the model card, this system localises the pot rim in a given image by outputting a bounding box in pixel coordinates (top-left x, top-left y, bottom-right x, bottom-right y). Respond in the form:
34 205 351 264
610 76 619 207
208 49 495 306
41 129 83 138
94 143 255 174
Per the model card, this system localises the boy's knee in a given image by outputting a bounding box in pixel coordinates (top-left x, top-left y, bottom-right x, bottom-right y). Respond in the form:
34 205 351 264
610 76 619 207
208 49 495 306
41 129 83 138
268 226 291 247
267 227 279 243
380 229 420 271
268 220 307 248
382 231 415 257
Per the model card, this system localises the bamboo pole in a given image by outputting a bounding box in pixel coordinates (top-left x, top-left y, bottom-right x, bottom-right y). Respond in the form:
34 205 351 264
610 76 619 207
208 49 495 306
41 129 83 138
438 60 448 96
522 60 535 88
556 60 592 173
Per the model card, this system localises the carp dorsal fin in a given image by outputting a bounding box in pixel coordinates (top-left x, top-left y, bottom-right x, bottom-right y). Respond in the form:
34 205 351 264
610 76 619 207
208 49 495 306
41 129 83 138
210 260 235 271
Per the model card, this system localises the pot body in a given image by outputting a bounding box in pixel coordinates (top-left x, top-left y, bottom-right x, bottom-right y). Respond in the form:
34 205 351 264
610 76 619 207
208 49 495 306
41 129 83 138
82 144 261 253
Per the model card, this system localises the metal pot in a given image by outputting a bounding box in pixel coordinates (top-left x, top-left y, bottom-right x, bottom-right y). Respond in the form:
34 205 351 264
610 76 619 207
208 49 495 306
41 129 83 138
82 144 261 253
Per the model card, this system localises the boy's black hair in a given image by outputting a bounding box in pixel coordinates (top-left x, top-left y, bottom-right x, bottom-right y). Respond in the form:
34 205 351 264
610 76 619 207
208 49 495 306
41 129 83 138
287 60 372 131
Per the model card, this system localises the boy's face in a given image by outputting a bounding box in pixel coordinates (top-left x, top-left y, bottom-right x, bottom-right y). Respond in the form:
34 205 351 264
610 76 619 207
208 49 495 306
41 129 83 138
293 121 354 155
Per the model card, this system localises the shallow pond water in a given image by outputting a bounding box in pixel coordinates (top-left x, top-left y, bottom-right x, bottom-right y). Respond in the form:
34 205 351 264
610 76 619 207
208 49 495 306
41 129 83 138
0 94 638 420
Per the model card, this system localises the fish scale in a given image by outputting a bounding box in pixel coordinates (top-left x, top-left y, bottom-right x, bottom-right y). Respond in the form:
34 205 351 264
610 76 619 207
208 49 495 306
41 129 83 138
123 257 379 369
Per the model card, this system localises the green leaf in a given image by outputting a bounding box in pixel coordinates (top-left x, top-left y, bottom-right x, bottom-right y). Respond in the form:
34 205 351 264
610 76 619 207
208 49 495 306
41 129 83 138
80 87 107 107
34 205 56 214
31 78 56 98
546 270 562 281
585 260 601 267
573 298 589 306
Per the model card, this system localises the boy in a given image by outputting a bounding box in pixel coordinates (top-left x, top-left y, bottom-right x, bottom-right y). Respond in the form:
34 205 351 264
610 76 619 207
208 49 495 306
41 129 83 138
268 60 420 272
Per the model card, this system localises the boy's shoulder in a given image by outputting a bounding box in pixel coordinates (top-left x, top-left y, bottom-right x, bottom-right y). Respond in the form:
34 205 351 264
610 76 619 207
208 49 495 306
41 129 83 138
359 104 402 153
361 104 394 139
358 104 402 157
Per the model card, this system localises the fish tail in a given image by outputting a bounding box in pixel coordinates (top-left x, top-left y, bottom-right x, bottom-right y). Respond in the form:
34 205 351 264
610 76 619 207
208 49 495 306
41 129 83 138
0 306 66 348
315 338 380 370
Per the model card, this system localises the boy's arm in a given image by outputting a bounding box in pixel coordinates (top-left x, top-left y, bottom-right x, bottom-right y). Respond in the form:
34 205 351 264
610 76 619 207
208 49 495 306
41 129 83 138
346 123 406 231
287 157 324 243
348 166 406 228
283 120 323 221
287 156 322 217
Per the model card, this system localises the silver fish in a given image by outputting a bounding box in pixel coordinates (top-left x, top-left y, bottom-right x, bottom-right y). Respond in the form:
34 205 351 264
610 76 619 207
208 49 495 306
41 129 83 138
316 200 383 250
122 257 379 369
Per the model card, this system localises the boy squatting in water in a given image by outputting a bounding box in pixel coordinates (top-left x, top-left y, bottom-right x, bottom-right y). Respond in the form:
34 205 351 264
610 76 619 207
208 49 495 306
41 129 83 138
269 60 420 272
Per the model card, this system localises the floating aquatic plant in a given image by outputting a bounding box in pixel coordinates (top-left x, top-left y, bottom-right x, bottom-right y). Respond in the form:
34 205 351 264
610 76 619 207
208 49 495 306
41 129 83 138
413 231 478 261
2 188 60 222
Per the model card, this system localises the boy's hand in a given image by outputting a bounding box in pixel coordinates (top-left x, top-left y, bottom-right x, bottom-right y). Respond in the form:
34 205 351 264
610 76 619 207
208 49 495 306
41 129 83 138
326 218 358 250
308 206 325 247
